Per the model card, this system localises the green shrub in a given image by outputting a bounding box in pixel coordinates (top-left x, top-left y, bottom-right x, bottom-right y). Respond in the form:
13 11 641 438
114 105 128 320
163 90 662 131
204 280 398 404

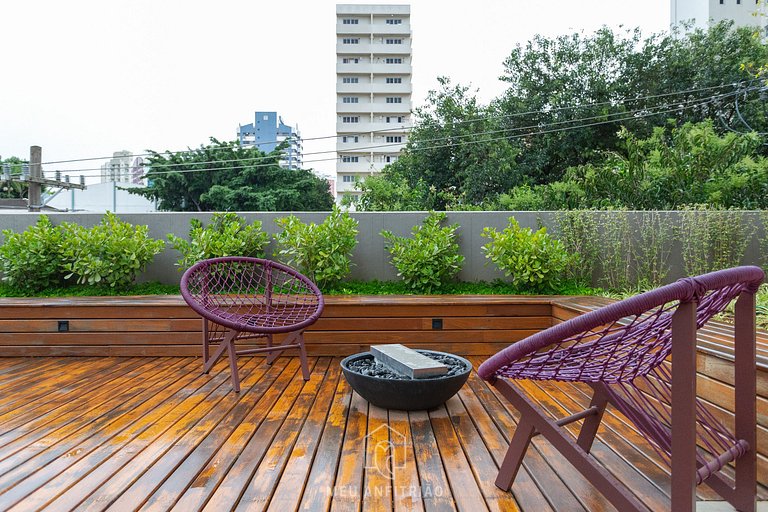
60 212 165 287
481 217 569 291
0 215 66 292
381 211 465 293
167 212 270 269
273 206 359 289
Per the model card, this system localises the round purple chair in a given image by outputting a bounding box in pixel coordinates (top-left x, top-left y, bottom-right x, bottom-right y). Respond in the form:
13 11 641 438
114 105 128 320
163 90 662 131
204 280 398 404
181 257 324 392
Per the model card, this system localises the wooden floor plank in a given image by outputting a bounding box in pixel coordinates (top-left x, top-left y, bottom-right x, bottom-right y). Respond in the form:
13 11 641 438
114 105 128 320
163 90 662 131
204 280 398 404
234 359 333 511
428 403 489 512
0 358 202 508
330 392 369 512
159 358 304 512
199 359 314 512
409 410 458 512
463 363 589 512
0 357 174 466
0 355 759 512
441 395 520 512
455 383 552 512
77 357 271 511
388 409 426 512
28 358 263 512
0 357 155 432
297 364 354 512
106 358 292 511
361 404 393 512
265 360 342 512
0 358 158 436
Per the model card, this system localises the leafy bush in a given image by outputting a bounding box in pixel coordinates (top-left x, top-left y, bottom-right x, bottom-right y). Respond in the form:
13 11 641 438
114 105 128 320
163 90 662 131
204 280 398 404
60 212 165 287
273 206 359 289
481 217 570 291
167 212 270 269
381 211 465 293
0 215 66 292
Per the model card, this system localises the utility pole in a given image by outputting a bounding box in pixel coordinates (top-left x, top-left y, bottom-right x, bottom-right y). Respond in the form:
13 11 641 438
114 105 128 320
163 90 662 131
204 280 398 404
25 145 85 212
28 146 42 212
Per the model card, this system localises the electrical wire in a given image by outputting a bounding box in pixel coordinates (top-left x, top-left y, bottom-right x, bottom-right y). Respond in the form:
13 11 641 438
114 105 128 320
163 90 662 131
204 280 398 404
37 81 754 167
47 87 748 178
86 93 729 179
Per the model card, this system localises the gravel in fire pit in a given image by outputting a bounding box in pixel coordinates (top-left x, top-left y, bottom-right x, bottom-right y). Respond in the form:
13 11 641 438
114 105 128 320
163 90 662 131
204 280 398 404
346 351 469 379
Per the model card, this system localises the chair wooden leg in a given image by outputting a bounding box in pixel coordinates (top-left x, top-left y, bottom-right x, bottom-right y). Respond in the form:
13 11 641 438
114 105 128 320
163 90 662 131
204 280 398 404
265 334 277 365
202 329 241 393
297 332 310 381
226 336 241 393
495 378 646 512
672 301 697 512
577 384 609 453
202 318 210 370
733 290 757 512
496 415 535 490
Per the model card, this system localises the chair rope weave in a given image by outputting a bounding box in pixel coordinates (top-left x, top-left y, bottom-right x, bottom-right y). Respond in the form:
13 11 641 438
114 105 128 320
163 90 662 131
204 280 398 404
479 266 764 512
181 257 324 392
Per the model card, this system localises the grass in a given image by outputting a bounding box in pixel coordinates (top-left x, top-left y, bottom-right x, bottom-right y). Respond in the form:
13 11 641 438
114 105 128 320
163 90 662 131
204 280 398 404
0 282 180 298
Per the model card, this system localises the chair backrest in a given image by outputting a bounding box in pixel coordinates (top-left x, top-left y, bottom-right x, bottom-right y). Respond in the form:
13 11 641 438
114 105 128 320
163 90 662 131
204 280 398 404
479 266 764 484
181 256 324 333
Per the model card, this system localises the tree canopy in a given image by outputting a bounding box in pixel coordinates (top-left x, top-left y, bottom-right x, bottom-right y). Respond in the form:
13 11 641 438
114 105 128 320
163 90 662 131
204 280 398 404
0 156 29 199
354 22 768 211
130 138 333 211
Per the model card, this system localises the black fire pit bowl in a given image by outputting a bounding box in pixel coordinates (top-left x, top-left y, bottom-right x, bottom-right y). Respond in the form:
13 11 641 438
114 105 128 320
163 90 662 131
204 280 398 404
340 350 472 410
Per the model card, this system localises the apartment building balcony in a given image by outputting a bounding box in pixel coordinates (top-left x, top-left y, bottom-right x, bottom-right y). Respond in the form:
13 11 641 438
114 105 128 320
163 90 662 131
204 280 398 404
337 82 413 95
336 42 412 55
336 23 412 35
335 103 377 114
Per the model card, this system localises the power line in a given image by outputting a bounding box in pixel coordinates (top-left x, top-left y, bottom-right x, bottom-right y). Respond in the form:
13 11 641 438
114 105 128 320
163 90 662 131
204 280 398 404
51 86 748 177
104 93 730 179
37 81 753 167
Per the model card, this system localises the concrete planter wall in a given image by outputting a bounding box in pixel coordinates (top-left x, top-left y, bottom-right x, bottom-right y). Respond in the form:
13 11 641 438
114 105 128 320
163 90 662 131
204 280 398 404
0 210 764 286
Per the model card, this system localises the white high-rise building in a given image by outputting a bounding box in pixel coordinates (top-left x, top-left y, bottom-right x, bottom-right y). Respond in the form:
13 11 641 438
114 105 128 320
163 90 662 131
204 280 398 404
335 4 412 203
671 0 767 33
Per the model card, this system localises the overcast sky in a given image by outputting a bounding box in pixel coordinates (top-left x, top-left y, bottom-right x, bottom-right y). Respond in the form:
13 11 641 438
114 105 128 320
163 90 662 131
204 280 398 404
0 0 670 179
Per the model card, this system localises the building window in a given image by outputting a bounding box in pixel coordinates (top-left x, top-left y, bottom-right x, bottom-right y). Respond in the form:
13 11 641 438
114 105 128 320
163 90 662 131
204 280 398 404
386 77 402 84
385 58 403 64
386 19 402 25
342 175 358 182
342 97 359 103
342 156 359 163
342 116 359 123
386 136 403 143
385 116 404 123
343 77 359 83
386 97 402 103
385 155 399 163
385 39 403 44
342 18 358 24
342 38 359 44
342 58 360 64
342 136 359 143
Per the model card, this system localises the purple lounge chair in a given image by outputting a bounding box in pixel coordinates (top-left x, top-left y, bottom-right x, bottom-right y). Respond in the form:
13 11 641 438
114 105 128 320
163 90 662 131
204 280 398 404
479 266 764 512
181 257 324 392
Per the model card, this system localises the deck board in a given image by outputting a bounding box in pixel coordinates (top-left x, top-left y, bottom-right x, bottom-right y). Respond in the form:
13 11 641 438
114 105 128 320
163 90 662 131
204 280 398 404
0 356 765 512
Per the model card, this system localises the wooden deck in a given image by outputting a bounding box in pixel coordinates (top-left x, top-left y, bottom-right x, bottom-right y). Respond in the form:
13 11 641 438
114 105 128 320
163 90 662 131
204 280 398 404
0 355 765 512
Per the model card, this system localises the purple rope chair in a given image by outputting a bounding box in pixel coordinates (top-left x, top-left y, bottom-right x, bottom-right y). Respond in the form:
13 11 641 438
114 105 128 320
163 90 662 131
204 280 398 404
479 266 764 512
181 257 324 392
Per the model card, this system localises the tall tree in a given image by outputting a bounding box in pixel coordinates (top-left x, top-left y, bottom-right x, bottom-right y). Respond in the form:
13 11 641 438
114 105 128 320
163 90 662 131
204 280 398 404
496 21 768 185
355 78 519 211
130 138 333 211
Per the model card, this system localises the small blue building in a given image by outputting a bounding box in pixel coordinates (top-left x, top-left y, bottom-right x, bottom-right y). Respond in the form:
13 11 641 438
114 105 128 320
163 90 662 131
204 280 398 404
238 112 303 170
